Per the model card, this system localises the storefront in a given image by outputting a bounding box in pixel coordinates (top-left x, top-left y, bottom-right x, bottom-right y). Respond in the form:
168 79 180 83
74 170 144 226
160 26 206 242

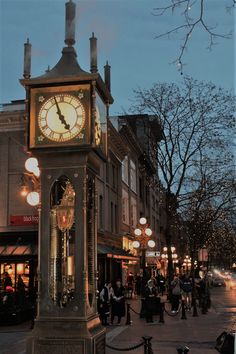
0 231 38 295
97 244 139 289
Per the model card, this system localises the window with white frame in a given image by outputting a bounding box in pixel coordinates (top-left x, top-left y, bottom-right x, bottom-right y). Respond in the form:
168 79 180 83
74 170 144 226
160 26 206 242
122 189 129 224
130 196 137 227
130 159 137 192
122 156 129 185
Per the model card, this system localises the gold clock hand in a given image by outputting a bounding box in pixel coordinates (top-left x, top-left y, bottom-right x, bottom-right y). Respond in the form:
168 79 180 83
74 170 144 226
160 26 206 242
54 96 70 130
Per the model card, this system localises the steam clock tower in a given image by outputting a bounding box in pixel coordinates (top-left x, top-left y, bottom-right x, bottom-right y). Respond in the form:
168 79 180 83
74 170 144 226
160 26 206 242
20 1 113 353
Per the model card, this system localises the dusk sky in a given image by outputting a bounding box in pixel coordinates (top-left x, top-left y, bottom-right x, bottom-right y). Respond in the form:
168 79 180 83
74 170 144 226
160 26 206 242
0 0 234 115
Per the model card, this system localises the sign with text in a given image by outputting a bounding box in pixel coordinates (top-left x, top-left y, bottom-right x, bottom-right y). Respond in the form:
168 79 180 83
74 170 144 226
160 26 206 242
10 215 39 226
146 251 160 257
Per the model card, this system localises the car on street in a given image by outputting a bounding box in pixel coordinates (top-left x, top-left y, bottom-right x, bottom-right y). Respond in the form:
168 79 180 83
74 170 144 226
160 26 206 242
229 274 236 290
212 277 226 287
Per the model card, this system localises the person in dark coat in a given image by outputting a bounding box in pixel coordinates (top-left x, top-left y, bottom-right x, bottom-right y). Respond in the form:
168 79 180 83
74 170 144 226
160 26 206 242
111 280 126 325
156 274 166 296
181 275 192 310
171 275 182 313
144 279 157 323
3 272 12 290
135 273 142 296
98 282 113 326
17 275 26 306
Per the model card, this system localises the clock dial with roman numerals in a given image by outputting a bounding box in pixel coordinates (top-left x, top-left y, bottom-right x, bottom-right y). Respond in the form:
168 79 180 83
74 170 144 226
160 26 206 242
38 93 86 142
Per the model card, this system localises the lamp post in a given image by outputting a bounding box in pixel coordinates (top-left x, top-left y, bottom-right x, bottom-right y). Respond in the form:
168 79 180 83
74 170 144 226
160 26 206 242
132 217 155 294
182 255 192 274
161 246 178 276
20 157 40 206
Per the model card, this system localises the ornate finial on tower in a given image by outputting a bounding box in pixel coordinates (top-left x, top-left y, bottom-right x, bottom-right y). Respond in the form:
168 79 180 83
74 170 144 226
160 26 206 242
104 61 111 93
65 0 76 46
23 38 32 79
90 32 98 73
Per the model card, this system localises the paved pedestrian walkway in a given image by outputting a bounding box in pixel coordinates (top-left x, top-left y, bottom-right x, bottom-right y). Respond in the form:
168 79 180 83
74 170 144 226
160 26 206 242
105 296 235 354
0 293 234 354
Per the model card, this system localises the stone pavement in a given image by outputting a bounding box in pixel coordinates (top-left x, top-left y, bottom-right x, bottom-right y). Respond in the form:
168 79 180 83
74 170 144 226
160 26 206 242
105 295 235 354
0 291 235 354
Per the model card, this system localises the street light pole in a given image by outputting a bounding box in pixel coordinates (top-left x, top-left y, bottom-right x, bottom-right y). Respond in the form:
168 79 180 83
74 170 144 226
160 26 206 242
132 217 155 295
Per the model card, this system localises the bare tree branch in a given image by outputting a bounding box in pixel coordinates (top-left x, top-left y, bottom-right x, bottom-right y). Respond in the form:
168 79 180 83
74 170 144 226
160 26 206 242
153 0 233 73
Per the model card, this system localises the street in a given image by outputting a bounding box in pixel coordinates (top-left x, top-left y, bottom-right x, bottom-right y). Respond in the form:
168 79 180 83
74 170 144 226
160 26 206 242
0 285 235 354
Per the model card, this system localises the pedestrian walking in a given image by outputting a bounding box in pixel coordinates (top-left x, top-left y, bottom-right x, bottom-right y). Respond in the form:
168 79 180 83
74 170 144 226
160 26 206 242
156 274 166 296
144 279 157 323
135 273 142 296
3 272 12 291
198 275 210 314
16 275 26 306
181 275 192 310
98 282 113 326
171 275 182 313
126 272 134 299
111 279 126 325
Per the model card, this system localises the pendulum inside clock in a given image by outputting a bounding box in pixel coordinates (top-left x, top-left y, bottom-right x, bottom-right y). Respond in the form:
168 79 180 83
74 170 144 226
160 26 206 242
50 176 75 307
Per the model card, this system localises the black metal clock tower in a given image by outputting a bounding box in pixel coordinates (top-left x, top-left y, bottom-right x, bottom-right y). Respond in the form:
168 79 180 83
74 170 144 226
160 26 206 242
20 1 113 353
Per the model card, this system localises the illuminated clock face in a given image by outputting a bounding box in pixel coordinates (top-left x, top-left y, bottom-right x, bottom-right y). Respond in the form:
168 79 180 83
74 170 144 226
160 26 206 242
38 94 86 142
95 106 101 145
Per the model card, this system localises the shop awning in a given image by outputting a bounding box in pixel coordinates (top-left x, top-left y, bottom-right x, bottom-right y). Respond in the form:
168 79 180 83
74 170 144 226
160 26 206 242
0 245 37 256
97 244 139 261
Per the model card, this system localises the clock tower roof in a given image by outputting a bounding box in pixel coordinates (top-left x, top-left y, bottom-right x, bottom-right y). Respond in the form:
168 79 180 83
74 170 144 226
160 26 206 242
20 0 113 104
30 46 90 81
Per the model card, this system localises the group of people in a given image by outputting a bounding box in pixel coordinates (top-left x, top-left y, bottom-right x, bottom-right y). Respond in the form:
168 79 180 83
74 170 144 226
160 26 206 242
98 279 126 326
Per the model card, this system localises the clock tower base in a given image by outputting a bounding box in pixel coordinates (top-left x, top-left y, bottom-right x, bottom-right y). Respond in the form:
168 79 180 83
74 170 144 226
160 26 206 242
26 316 106 354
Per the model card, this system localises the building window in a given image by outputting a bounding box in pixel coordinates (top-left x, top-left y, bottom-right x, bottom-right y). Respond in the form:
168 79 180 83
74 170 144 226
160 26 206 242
112 164 116 189
152 195 155 210
115 204 118 233
145 186 150 206
122 189 129 225
106 162 109 183
130 197 137 228
130 159 137 192
152 216 155 231
139 177 143 199
99 195 103 229
122 156 129 185
111 202 114 232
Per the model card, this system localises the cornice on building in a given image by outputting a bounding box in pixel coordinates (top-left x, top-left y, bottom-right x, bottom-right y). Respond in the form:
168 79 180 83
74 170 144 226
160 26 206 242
0 109 27 132
108 119 128 161
119 124 143 157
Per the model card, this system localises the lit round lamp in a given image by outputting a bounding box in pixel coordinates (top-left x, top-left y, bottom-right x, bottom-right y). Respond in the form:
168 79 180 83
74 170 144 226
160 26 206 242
139 217 147 225
172 253 178 259
33 166 40 178
27 191 40 206
134 228 142 236
20 185 29 197
25 157 38 173
163 247 167 252
171 246 176 252
132 241 140 248
147 240 155 248
145 228 152 236
161 254 165 259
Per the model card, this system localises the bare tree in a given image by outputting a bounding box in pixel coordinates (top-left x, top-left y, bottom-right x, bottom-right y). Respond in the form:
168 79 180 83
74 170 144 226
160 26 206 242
130 77 236 278
153 0 235 73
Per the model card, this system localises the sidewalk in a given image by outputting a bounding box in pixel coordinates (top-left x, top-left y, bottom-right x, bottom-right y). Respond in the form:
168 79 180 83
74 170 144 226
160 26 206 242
105 296 234 354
